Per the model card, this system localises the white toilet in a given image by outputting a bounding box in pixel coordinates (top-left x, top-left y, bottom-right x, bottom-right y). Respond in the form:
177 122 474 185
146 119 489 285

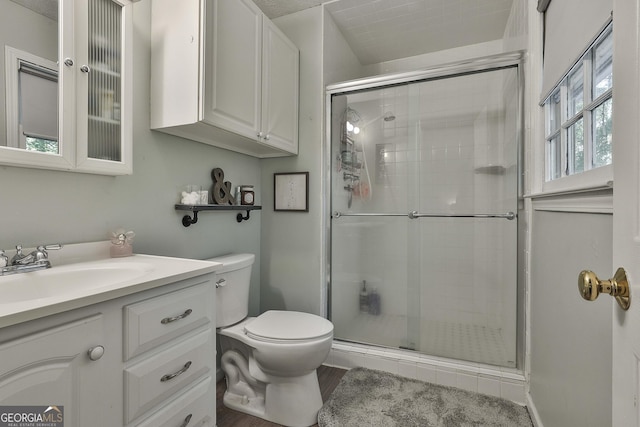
210 253 334 427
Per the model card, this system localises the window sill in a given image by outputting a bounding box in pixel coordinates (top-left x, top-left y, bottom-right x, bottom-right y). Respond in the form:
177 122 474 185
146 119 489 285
526 164 613 199
530 189 612 214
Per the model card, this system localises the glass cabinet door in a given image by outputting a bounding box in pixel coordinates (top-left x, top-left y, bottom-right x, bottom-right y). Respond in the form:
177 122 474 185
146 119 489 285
76 0 132 174
88 0 122 161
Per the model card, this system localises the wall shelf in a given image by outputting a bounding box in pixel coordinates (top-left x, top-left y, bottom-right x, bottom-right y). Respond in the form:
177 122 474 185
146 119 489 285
175 204 262 227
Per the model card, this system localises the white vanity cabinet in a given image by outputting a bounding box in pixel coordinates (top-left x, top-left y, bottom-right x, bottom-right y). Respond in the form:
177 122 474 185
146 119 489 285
150 0 299 157
0 314 109 426
0 273 216 427
123 280 215 426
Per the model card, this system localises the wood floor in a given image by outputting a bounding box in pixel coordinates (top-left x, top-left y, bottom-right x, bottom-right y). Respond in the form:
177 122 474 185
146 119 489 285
216 365 347 427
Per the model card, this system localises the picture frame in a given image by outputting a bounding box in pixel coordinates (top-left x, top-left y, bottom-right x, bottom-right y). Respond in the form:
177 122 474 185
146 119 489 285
274 172 309 212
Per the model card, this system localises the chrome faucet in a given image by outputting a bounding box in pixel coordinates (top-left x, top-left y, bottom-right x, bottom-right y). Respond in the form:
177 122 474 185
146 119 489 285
11 245 34 266
1 244 63 275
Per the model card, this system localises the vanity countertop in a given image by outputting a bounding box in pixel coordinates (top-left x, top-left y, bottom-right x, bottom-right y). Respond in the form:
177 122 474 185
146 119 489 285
0 244 222 328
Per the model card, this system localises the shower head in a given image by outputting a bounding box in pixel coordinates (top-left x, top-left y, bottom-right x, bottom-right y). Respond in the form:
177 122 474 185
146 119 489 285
345 107 361 123
383 112 396 122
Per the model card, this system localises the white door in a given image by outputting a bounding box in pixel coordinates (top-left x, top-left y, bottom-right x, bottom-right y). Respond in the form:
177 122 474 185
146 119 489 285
612 0 640 424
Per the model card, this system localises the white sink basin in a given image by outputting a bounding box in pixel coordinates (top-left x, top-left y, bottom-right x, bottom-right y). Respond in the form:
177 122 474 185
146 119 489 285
0 246 221 329
0 261 154 304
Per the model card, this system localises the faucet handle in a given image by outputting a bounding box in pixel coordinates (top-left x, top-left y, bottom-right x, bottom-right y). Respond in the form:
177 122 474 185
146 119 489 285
11 245 31 265
43 244 63 251
33 244 63 261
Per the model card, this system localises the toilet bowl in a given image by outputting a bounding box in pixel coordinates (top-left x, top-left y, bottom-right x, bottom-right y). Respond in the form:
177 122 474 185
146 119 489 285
210 254 334 427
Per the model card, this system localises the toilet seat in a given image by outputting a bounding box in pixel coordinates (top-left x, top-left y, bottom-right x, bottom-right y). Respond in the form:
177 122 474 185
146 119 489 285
244 310 333 342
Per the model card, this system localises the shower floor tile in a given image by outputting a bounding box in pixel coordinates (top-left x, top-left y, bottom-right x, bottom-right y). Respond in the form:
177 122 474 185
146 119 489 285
334 313 515 368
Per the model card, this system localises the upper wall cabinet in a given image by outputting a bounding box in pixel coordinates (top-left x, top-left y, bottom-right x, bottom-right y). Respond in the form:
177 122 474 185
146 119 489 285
74 0 134 175
0 0 133 175
150 0 299 158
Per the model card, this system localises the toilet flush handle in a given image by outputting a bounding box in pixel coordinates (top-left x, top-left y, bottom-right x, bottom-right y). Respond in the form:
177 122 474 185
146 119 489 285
216 278 226 288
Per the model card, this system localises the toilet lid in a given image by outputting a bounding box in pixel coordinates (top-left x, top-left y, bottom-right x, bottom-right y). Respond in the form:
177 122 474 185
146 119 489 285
244 310 333 341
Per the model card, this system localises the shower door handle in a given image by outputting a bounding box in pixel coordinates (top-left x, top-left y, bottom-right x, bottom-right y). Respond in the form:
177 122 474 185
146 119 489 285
578 267 630 310
333 211 516 220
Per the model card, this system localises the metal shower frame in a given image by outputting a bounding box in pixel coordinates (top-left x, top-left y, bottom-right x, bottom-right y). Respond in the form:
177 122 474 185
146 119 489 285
321 51 525 367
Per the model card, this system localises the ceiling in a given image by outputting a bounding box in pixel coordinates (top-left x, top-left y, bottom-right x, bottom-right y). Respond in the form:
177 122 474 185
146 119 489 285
8 0 515 66
253 0 514 65
9 0 57 21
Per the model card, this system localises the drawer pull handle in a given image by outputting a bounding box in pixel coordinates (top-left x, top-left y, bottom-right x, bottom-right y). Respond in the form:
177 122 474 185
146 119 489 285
180 414 193 427
161 309 193 324
161 361 192 382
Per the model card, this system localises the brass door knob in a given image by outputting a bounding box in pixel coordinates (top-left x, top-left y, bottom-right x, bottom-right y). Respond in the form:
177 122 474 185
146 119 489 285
578 267 631 310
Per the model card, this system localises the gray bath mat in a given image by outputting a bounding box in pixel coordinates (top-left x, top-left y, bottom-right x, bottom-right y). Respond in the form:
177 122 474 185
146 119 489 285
318 367 532 427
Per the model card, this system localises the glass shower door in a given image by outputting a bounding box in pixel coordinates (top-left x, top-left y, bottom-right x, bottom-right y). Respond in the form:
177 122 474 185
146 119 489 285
408 67 519 367
330 84 416 350
329 65 520 368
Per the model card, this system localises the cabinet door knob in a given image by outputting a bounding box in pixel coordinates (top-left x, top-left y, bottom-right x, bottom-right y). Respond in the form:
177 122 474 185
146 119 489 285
87 345 105 361
80 65 91 73
64 58 74 67
264 134 270 140
257 132 264 139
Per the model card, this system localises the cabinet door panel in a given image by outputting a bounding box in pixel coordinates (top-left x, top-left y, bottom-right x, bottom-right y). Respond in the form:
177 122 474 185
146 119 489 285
203 0 261 138
261 19 299 154
76 0 133 175
0 315 105 427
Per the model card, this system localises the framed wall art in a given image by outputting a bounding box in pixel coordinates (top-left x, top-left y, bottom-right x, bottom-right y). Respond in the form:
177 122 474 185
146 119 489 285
274 172 309 212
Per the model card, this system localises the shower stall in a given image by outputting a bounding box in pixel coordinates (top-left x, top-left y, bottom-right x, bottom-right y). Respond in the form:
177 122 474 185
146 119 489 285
326 54 523 368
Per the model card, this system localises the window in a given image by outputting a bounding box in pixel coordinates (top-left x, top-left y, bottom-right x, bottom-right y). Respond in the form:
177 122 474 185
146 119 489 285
5 47 59 153
543 24 613 182
18 61 59 154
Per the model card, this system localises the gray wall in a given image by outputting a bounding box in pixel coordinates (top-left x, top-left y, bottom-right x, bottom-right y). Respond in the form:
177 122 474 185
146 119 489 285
258 6 366 316
529 201 612 427
322 8 364 86
260 7 325 315
0 0 262 316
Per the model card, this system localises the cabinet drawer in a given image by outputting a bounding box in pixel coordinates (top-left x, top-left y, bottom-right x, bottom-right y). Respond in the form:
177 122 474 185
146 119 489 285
124 329 213 423
124 280 213 360
133 376 214 427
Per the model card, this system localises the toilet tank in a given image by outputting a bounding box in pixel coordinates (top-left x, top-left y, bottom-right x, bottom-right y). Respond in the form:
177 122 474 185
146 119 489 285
208 253 255 327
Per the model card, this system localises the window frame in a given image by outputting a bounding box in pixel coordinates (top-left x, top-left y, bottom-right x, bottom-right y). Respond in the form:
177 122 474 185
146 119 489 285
18 61 59 153
541 23 613 194
4 45 74 170
5 47 59 149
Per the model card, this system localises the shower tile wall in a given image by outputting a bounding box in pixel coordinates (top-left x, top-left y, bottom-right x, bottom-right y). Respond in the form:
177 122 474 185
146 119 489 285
331 68 518 367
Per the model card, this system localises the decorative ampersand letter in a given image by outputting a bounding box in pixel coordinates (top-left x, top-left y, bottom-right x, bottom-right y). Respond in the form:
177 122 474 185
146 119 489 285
211 168 234 205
